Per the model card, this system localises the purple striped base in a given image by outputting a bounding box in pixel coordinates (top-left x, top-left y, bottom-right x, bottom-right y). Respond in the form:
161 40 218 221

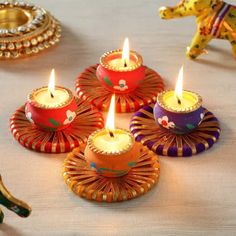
129 105 221 157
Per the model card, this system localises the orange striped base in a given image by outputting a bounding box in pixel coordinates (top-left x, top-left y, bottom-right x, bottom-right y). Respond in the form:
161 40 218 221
76 64 164 113
63 142 160 202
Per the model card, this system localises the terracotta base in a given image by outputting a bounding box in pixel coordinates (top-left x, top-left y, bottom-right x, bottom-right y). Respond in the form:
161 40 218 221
10 99 104 153
130 105 220 157
63 142 160 202
76 64 164 113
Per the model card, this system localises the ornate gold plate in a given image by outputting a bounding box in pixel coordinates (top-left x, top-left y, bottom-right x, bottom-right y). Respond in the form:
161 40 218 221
0 1 61 59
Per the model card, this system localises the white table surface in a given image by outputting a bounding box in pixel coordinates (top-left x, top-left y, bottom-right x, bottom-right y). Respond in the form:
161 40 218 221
0 0 236 235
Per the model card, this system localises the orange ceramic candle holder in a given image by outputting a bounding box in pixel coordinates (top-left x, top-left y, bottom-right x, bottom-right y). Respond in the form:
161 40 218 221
84 129 140 177
63 142 160 202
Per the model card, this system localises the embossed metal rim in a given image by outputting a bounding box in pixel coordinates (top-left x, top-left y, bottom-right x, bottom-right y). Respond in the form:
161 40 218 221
0 1 46 37
157 90 203 113
0 1 61 59
100 49 143 72
87 128 135 155
27 86 74 109
63 142 160 202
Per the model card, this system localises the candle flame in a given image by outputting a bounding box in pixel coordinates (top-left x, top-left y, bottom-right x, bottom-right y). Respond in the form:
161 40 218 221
174 66 184 103
105 94 115 130
48 69 55 98
122 38 130 67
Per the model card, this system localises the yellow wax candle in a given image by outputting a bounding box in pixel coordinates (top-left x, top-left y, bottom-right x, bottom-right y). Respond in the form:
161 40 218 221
92 129 133 154
108 58 136 69
33 87 70 108
162 90 199 111
104 38 140 71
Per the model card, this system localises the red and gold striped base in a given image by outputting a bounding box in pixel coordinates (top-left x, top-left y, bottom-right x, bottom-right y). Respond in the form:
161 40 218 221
10 99 104 153
76 64 164 113
63 142 160 202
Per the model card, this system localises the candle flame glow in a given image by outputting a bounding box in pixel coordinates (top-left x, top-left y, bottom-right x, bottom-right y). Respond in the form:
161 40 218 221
174 66 184 103
48 69 55 98
122 38 130 67
105 94 115 130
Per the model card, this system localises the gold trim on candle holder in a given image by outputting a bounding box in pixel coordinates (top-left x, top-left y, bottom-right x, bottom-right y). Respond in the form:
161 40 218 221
156 90 202 113
27 86 74 109
100 49 143 72
87 128 135 155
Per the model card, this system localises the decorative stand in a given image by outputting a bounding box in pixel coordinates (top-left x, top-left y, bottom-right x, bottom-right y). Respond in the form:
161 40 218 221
0 175 31 223
76 64 164 113
10 99 104 153
63 142 160 202
0 1 61 59
130 105 220 157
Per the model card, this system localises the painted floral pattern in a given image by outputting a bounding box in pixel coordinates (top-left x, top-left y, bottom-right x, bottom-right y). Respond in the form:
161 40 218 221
198 112 204 125
113 80 128 91
158 116 175 129
63 110 76 125
26 112 34 124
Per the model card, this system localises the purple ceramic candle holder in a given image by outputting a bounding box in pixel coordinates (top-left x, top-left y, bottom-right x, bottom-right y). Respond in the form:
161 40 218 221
154 90 204 135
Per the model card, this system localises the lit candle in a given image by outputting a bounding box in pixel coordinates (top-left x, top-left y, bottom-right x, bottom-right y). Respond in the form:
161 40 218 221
25 69 77 131
154 66 204 134
96 38 145 93
84 94 139 177
31 69 70 107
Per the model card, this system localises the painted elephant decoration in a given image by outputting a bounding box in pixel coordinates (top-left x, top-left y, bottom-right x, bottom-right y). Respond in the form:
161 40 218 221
159 0 236 59
0 175 31 223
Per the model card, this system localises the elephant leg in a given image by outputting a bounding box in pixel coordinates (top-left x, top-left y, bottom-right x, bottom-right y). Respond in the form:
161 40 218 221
0 176 31 218
0 207 4 224
230 39 236 58
187 31 212 59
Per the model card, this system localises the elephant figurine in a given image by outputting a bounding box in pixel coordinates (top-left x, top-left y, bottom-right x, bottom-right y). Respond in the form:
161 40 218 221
159 0 236 59
0 175 31 223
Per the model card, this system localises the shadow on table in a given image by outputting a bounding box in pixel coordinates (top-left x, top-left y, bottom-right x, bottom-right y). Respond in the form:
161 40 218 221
0 24 88 74
0 223 24 236
195 45 236 71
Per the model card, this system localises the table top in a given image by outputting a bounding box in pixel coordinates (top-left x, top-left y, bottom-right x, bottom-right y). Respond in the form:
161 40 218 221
1 0 236 235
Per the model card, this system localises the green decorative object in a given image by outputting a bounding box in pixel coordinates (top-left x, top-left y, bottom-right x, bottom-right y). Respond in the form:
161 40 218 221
186 123 195 130
48 118 60 127
103 76 113 87
0 175 31 223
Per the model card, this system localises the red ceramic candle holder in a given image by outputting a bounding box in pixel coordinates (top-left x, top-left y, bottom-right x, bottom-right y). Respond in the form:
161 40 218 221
25 86 77 131
96 50 145 94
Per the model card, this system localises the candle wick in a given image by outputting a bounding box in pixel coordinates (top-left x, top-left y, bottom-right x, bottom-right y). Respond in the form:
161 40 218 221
109 130 115 138
50 92 54 98
124 59 127 68
177 96 181 105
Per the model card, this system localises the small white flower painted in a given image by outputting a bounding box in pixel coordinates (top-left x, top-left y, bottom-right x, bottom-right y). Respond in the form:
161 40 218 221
157 116 175 129
198 113 205 125
113 79 128 91
63 110 76 125
26 112 34 124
